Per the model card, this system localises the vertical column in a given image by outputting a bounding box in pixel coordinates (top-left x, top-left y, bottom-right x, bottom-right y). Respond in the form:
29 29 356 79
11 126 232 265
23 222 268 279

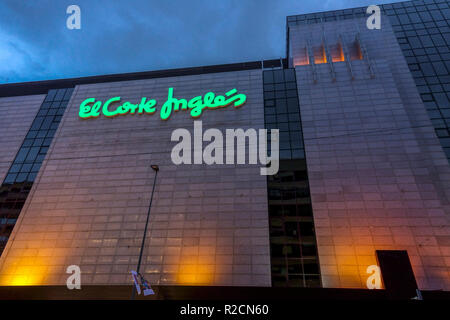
263 68 321 287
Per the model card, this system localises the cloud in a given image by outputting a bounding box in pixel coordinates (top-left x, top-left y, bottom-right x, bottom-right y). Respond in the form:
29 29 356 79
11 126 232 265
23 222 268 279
0 29 46 82
0 0 404 83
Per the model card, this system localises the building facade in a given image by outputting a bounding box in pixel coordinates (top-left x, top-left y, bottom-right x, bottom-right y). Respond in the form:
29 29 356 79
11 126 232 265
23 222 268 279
0 0 449 293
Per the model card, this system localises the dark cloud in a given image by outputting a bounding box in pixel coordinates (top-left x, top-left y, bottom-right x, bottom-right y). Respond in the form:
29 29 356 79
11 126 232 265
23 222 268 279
0 0 403 83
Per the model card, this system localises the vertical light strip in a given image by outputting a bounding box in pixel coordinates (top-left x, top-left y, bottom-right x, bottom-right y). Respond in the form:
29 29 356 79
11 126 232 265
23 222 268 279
263 69 321 287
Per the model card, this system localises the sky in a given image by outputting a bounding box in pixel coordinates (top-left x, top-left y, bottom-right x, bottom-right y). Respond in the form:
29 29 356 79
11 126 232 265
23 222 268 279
0 0 404 84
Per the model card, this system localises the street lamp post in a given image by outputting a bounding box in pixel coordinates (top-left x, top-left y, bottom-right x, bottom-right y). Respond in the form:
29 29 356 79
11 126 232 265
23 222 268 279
131 164 159 300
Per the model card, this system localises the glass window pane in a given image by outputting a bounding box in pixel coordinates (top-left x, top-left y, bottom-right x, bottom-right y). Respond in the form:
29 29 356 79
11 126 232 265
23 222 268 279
44 89 57 101
53 89 67 101
14 148 30 163
25 147 40 162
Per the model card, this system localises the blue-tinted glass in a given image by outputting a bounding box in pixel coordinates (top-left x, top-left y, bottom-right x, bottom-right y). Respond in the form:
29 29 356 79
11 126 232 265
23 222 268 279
4 174 17 184
22 139 33 147
398 14 411 24
275 91 286 99
275 83 285 91
31 163 42 172
44 89 57 101
53 89 67 101
288 114 301 122
31 117 44 130
263 71 274 83
441 138 450 147
408 13 421 23
432 62 448 76
51 101 61 108
291 139 303 149
266 116 276 123
26 131 38 139
27 173 37 182
286 90 298 98
273 70 284 83
9 164 21 173
15 148 30 162
37 109 48 117
15 173 28 183
420 35 434 47
280 150 292 159
20 164 32 172
40 117 54 130
431 34 445 46
43 138 52 147
434 93 450 107
441 109 450 118
430 10 444 21
286 82 297 90
33 139 44 147
63 88 74 100
284 69 296 82
25 147 40 162
36 131 48 138
289 122 302 131
265 92 275 99
41 102 52 109
421 62 436 76
409 36 422 48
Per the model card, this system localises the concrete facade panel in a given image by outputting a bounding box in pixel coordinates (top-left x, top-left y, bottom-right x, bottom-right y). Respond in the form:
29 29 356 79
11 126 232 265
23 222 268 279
0 70 271 287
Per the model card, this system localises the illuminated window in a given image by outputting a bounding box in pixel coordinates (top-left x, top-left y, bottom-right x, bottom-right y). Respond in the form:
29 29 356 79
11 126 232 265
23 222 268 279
349 40 363 60
330 43 345 62
293 47 310 66
313 44 327 64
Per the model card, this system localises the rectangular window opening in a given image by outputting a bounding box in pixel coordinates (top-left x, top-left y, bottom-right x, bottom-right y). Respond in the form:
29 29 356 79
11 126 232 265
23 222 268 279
293 47 310 66
313 44 327 64
330 42 345 62
349 40 363 60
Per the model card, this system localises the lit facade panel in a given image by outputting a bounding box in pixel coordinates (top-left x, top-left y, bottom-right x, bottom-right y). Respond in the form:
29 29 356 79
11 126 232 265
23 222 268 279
289 16 450 290
288 0 450 160
0 70 272 287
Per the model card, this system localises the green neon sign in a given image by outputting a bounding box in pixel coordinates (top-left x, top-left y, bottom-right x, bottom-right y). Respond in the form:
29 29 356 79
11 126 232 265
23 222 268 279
79 88 246 120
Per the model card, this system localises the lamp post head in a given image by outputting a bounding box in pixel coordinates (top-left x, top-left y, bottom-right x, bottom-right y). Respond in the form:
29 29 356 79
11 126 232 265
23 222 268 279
151 165 159 172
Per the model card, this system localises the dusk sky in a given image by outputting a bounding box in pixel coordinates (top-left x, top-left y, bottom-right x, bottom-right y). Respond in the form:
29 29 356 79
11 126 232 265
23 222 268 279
0 0 404 83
